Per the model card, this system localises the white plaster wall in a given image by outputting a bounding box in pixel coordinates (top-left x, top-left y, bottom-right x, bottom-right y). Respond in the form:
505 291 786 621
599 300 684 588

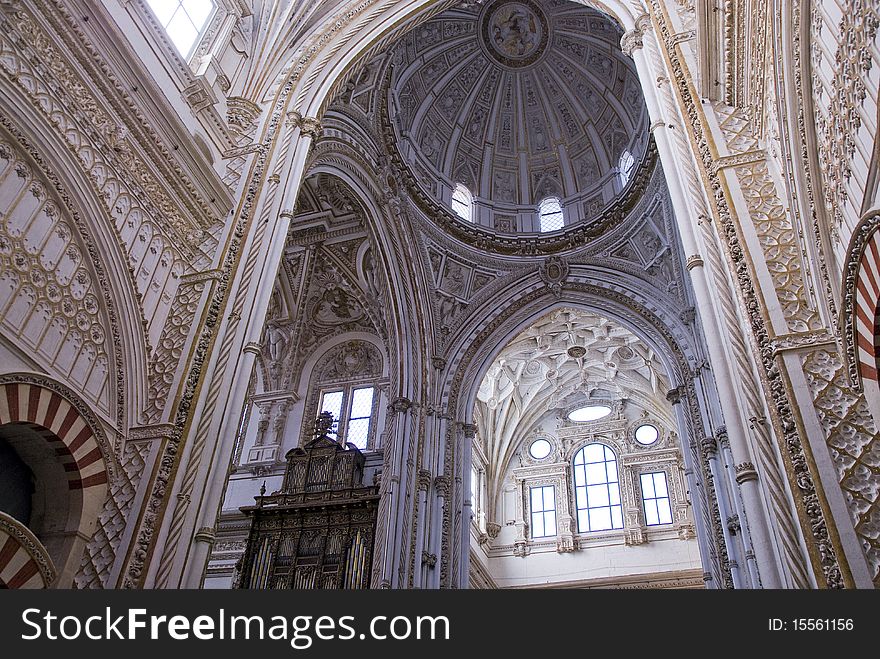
486 534 701 588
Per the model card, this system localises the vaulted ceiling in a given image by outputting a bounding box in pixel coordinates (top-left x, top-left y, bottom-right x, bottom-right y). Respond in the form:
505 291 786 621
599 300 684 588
475 307 672 489
389 0 649 215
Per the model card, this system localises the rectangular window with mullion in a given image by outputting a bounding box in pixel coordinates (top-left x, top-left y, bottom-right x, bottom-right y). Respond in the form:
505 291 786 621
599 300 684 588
318 386 376 449
530 485 557 538
641 471 673 526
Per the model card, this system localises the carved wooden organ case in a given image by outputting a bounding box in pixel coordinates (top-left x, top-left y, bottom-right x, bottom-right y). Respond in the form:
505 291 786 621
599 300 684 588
238 417 380 589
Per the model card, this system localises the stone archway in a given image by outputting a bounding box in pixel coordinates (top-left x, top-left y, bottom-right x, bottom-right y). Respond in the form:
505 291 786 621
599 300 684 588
0 379 111 587
0 511 56 589
843 211 880 424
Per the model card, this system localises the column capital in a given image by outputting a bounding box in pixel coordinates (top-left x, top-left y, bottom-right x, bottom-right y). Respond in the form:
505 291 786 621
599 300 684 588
287 111 322 140
734 462 758 484
666 386 686 405
620 27 643 57
458 422 478 439
389 397 413 413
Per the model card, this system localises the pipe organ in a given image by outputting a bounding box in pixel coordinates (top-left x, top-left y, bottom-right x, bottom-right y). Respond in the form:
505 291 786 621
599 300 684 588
238 413 380 589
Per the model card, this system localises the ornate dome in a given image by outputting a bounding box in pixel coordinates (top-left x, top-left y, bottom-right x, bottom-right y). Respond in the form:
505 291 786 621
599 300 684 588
388 0 650 233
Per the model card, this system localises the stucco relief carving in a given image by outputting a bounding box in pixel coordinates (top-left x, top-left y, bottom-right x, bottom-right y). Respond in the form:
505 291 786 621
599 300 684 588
811 0 880 240
801 348 880 583
75 438 150 588
0 6 220 263
0 138 117 418
731 160 822 332
144 275 209 424
649 0 844 587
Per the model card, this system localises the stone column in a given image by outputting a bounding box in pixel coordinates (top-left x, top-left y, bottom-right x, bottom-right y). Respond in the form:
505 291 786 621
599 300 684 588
624 22 783 588
158 114 321 589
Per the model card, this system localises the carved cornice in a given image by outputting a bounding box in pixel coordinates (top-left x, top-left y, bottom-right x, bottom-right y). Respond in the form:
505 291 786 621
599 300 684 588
128 423 177 443
711 150 766 173
771 330 837 357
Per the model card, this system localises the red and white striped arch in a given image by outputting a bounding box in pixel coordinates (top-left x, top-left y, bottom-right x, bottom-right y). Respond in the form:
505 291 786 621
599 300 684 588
854 230 880 383
0 513 55 589
0 382 109 491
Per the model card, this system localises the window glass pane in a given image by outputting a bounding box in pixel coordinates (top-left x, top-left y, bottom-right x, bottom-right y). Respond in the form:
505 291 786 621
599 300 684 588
538 197 564 232
182 0 213 26
319 391 344 439
147 0 215 57
530 486 555 537
529 438 552 459
147 0 177 23
635 424 659 445
574 444 623 532
574 486 586 510
606 460 619 483
568 405 612 422
166 9 199 53
610 506 623 529
609 487 620 506
585 462 606 484
619 150 635 186
531 487 543 511
451 184 472 222
349 387 374 419
583 444 605 463
641 471 672 526
654 472 668 497
641 473 655 498
544 511 557 536
587 484 609 507
346 418 370 449
590 507 612 530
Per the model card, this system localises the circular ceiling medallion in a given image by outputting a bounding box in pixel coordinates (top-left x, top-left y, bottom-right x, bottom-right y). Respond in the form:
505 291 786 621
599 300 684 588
567 346 587 359
480 0 550 69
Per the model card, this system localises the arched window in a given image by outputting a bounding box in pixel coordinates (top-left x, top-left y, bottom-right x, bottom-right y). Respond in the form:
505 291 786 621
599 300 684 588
573 443 623 532
538 196 564 232
618 150 635 187
451 183 473 222
146 0 216 57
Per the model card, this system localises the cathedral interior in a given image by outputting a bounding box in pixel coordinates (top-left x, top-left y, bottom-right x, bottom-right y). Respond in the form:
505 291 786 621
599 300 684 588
0 0 878 590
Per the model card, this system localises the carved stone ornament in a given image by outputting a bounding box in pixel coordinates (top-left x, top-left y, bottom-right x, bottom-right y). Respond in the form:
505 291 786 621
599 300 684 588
539 256 569 296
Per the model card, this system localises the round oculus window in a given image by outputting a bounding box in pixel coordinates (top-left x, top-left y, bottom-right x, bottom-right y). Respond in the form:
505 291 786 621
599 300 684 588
529 438 552 459
635 424 659 445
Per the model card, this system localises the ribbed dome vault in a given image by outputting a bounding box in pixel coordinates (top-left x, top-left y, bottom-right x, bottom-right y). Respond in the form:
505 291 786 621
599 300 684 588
389 0 649 233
